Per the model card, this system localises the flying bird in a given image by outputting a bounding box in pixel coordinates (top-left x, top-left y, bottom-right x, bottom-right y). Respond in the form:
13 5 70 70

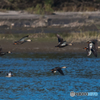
51 66 66 75
0 47 11 56
55 34 72 47
13 35 31 45
83 39 98 57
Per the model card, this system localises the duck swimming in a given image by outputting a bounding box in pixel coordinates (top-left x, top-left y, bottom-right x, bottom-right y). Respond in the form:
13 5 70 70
13 35 31 45
55 34 72 47
6 71 14 77
51 66 66 75
0 47 11 56
83 39 98 57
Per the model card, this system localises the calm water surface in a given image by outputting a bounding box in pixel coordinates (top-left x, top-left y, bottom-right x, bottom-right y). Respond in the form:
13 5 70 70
0 53 100 100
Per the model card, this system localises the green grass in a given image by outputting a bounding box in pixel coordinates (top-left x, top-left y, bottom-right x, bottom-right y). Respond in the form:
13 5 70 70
26 4 54 14
0 31 100 42
64 32 100 42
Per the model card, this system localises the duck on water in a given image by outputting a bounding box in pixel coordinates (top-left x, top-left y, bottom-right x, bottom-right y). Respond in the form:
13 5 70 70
6 71 14 77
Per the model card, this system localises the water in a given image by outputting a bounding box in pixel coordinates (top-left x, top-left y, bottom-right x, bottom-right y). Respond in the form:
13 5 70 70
0 53 100 100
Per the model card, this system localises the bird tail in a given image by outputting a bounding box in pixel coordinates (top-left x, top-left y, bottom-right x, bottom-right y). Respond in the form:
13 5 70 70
61 66 66 69
68 41 73 46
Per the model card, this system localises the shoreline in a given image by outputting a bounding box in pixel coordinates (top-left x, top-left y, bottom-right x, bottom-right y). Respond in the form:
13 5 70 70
0 11 100 34
0 11 100 54
0 40 93 53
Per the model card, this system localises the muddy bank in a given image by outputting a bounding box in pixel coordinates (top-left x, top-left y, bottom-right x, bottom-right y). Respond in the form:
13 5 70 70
0 40 100 54
0 11 100 54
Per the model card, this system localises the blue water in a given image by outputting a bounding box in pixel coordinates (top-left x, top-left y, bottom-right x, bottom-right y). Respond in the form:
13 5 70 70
0 53 100 100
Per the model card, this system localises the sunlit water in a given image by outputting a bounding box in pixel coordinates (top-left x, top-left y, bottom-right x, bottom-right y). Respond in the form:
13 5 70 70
0 53 100 100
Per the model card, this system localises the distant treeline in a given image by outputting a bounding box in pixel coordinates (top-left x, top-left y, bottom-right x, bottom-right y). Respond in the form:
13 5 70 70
0 0 100 12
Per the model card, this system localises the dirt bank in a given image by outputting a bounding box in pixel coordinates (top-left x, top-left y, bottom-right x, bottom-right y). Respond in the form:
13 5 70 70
0 11 100 54
0 39 98 53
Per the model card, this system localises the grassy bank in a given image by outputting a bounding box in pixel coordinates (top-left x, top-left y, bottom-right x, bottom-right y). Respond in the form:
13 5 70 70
0 31 100 43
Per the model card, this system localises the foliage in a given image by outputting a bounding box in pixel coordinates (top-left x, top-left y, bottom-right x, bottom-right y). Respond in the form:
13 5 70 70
26 3 53 14
44 0 53 5
0 0 100 12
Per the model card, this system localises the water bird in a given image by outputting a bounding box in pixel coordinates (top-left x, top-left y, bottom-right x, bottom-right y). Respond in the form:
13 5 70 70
83 39 98 57
0 47 11 56
55 34 73 47
51 66 66 75
6 71 14 77
0 71 3 73
13 35 31 45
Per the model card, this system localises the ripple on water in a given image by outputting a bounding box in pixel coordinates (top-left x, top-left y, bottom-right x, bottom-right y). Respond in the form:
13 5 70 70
0 53 100 99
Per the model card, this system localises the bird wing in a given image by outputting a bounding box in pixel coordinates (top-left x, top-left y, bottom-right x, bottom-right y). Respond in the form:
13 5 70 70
91 39 98 44
91 41 98 57
58 37 63 43
91 49 97 57
56 34 63 43
92 40 98 51
19 35 29 42
87 50 92 56
57 68 64 75
0 48 2 52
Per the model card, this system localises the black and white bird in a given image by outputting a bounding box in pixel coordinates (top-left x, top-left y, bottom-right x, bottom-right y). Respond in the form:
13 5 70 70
51 66 66 75
0 47 11 56
6 71 14 77
13 35 31 45
55 34 72 47
84 39 98 57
